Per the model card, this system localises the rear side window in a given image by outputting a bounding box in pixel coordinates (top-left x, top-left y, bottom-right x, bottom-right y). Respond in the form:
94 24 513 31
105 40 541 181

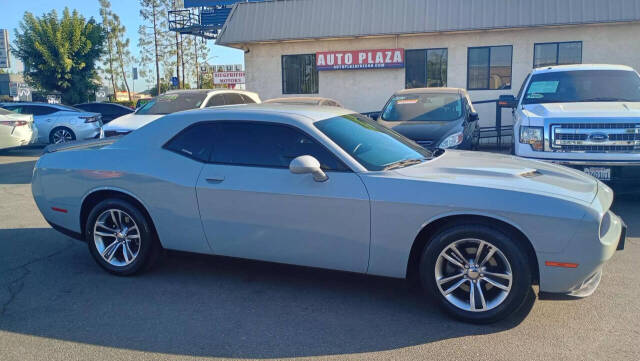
206 95 225 107
165 123 216 162
211 122 349 171
222 93 244 105
240 94 256 104
25 106 58 116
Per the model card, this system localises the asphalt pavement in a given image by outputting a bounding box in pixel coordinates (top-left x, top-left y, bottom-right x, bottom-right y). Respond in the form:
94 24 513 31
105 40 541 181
0 146 638 361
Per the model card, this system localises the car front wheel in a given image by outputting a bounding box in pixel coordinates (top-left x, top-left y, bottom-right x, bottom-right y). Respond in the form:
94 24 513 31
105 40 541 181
419 224 533 323
85 198 160 276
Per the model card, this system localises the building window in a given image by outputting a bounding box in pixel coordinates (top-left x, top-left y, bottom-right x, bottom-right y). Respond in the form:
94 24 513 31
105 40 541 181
282 54 319 94
405 48 448 88
467 45 513 90
534 41 582 68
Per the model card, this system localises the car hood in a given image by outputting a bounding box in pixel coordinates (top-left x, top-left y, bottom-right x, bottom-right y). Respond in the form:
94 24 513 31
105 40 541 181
378 119 462 144
522 101 640 119
393 150 598 204
102 112 163 131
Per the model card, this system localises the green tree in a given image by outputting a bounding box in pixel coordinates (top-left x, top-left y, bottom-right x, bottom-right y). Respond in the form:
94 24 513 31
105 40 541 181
99 0 118 95
13 8 106 104
139 0 169 96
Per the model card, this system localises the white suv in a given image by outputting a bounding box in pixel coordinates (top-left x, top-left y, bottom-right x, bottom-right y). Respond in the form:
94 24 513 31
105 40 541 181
501 64 640 188
101 89 261 138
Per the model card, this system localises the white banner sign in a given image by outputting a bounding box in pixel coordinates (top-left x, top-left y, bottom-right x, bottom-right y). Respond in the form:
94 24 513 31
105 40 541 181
0 29 9 68
213 71 246 85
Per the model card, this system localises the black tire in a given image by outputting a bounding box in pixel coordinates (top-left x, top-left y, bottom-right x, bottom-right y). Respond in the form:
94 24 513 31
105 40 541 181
49 126 76 144
419 224 533 324
85 198 160 276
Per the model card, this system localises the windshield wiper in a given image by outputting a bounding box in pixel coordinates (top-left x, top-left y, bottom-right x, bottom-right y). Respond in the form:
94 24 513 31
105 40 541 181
383 158 426 171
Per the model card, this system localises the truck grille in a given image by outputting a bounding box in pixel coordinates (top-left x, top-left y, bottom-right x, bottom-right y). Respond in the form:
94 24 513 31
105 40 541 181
550 123 640 152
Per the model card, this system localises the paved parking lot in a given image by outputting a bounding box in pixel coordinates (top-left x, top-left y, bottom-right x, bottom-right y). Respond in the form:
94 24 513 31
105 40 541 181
0 146 639 361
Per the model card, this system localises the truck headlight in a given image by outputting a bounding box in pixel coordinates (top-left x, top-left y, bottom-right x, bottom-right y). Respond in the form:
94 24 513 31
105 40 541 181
519 126 544 151
439 132 464 149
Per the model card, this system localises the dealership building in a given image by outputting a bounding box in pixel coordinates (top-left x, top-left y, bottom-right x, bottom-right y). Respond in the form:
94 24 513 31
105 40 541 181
216 0 640 125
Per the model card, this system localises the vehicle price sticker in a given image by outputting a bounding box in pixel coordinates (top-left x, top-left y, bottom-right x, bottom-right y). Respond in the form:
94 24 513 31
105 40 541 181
584 167 611 181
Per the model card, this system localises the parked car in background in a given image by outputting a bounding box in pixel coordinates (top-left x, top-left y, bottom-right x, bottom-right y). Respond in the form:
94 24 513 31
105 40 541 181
74 102 134 124
264 97 343 107
502 64 640 189
377 88 480 150
33 104 625 323
0 107 37 150
0 102 101 144
101 89 261 138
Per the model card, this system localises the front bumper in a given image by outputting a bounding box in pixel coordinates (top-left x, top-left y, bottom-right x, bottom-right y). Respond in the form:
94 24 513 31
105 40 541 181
538 210 626 297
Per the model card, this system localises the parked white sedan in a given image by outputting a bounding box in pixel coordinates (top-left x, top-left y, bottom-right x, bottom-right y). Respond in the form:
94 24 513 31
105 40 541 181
0 102 101 144
32 105 625 323
0 107 37 150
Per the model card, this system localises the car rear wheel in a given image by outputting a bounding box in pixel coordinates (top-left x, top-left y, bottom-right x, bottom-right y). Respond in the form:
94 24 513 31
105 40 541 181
419 224 533 323
85 198 160 276
49 127 76 144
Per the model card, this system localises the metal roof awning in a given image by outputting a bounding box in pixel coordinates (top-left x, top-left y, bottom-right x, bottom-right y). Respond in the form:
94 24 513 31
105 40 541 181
216 0 640 46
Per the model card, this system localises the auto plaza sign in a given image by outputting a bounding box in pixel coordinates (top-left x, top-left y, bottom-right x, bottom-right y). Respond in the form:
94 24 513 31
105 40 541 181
316 48 404 71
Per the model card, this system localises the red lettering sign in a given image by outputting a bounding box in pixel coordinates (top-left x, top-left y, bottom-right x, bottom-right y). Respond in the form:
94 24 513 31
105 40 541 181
316 49 404 71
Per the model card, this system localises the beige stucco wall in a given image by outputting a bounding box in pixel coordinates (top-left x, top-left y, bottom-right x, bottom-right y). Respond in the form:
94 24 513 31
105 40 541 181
242 22 640 126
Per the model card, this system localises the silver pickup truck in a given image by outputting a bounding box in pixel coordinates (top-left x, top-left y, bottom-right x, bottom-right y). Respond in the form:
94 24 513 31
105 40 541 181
500 64 640 189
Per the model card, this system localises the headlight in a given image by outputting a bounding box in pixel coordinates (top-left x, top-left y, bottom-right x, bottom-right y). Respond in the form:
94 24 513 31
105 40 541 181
519 126 544 151
439 132 464 149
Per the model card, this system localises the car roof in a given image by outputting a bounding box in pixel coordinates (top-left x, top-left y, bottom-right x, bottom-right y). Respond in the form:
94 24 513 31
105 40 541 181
163 89 259 96
0 102 72 110
531 64 636 74
393 87 464 96
170 103 353 124
265 97 337 103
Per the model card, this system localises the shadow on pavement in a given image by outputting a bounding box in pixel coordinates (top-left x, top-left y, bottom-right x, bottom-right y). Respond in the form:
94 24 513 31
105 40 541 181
0 160 37 184
0 228 533 359
0 145 44 158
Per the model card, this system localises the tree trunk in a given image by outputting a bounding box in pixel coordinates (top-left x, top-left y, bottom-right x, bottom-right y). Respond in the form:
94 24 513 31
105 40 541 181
194 35 199 89
107 34 117 96
152 4 161 96
116 42 132 102
180 33 185 88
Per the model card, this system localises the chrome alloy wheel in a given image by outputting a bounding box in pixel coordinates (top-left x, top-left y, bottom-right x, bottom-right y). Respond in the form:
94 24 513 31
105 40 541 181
93 209 141 267
435 239 513 312
52 128 74 144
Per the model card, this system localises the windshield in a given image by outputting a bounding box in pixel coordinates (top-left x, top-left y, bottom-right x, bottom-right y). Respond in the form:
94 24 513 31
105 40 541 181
315 113 432 171
381 93 463 121
135 92 208 115
523 70 640 104
0 107 13 115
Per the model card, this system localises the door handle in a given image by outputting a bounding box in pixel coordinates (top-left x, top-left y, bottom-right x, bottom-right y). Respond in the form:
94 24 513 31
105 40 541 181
206 176 225 183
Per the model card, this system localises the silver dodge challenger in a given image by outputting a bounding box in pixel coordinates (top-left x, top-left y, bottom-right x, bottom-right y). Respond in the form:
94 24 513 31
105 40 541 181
32 104 626 323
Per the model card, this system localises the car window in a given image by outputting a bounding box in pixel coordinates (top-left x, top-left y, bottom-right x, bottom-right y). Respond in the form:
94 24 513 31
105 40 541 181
2 105 22 113
136 92 208 115
24 105 58 116
206 95 225 107
522 70 640 104
211 122 349 171
222 93 244 105
381 93 463 122
164 123 216 162
240 94 256 104
315 113 433 171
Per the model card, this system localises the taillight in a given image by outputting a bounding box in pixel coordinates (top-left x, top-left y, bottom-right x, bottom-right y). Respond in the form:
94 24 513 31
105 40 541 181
0 120 28 127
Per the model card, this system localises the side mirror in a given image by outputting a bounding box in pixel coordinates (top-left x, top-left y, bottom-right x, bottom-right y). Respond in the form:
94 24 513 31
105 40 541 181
289 155 328 182
498 95 517 108
469 111 479 122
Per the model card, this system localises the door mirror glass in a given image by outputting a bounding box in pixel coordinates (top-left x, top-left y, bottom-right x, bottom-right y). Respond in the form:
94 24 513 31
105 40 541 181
469 111 479 122
289 155 328 182
498 95 517 108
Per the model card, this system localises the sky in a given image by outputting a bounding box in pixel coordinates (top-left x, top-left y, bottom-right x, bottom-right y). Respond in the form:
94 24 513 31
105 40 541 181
0 0 245 90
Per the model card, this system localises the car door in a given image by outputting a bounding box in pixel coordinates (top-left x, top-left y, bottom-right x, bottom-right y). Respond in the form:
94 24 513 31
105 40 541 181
463 94 480 148
23 105 59 142
195 121 371 273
